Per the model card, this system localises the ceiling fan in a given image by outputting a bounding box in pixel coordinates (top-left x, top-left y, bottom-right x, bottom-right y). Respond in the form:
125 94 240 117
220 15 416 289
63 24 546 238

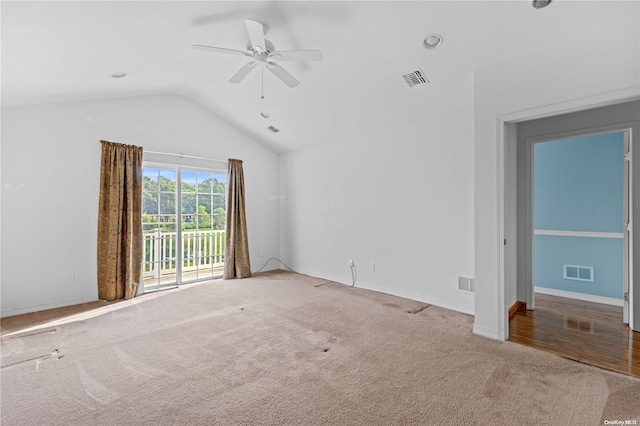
193 19 323 88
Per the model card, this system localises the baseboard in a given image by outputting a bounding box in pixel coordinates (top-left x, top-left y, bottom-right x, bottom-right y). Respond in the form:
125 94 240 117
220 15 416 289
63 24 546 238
291 267 475 316
356 281 475 316
1 296 98 318
534 287 623 307
508 301 527 320
473 324 500 340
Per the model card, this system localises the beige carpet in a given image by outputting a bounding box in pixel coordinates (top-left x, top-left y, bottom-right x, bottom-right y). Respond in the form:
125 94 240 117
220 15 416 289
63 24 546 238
1 270 639 425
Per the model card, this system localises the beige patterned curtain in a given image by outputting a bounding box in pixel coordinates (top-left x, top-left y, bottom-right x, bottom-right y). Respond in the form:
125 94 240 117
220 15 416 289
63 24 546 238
97 140 144 300
224 159 252 279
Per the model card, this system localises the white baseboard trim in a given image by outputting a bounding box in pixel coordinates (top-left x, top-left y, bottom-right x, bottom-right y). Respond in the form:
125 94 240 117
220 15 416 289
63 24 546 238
473 324 500 340
357 281 475 316
535 286 623 307
290 267 475 316
1 296 98 318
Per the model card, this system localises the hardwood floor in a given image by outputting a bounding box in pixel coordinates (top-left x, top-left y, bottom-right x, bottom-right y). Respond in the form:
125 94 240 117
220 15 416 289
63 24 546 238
509 294 639 378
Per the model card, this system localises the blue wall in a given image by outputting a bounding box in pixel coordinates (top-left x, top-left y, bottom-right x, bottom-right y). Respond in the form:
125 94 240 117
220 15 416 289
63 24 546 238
534 132 624 299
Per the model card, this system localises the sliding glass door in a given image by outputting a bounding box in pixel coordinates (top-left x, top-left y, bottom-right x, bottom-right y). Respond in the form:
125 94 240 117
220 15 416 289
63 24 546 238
180 170 226 283
142 164 226 291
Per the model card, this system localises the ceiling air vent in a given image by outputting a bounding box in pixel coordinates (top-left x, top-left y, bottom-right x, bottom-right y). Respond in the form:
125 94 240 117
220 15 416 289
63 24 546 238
267 126 280 133
403 68 429 87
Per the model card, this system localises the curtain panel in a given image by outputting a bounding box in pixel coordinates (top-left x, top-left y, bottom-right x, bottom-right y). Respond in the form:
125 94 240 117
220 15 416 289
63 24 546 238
97 140 144 300
224 159 252 279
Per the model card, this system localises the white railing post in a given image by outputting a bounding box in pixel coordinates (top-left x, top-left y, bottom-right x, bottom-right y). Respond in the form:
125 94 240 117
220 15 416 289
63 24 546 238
153 228 161 278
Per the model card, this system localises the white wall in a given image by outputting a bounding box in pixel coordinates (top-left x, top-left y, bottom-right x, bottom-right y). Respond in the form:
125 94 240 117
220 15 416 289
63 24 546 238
473 38 640 338
1 94 279 317
279 77 475 314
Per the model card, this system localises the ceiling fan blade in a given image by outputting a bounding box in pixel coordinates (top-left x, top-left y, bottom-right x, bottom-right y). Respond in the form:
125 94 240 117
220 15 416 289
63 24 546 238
266 62 300 88
229 62 257 84
192 45 250 57
270 50 323 62
245 19 266 52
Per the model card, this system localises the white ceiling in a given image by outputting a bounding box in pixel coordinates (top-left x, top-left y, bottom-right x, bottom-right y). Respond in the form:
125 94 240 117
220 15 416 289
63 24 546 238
2 1 639 153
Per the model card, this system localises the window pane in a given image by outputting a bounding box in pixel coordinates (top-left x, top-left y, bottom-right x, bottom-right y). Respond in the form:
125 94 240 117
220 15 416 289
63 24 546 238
212 194 225 211
182 170 196 193
160 169 177 182
143 168 159 214
198 194 212 214
211 207 225 230
182 215 196 231
142 214 158 232
142 193 158 215
158 221 176 232
160 193 176 214
143 167 158 185
198 172 213 193
197 214 214 230
182 193 196 214
212 173 226 195
158 172 176 194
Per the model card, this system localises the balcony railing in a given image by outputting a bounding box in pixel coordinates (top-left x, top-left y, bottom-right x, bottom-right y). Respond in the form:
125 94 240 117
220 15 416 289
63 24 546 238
142 229 225 288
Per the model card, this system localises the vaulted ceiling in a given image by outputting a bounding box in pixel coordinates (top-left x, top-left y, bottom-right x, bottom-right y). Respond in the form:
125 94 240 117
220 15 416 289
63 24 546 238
2 1 638 153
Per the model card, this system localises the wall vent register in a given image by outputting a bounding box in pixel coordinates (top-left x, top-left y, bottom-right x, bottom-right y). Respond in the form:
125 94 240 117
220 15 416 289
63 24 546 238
458 276 475 293
563 264 594 282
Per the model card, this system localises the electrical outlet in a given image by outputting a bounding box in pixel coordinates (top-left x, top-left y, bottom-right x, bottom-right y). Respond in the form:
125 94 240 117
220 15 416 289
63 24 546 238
369 263 375 271
71 272 79 281
349 259 354 267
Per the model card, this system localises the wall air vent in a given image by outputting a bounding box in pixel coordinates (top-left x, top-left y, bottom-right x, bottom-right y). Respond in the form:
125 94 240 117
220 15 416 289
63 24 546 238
458 276 475 293
267 126 280 133
403 68 429 87
563 264 594 282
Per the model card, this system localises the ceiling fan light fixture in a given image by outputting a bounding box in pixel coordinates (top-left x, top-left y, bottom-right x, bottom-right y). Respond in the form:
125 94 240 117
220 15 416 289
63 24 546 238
194 18 322 88
423 34 443 49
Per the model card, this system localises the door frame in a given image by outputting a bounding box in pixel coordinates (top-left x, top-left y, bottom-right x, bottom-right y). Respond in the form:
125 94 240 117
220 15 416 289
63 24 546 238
140 162 228 293
496 91 640 340
524 127 632 323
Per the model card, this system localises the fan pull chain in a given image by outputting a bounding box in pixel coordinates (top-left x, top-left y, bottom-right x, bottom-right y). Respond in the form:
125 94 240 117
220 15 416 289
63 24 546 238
261 65 265 99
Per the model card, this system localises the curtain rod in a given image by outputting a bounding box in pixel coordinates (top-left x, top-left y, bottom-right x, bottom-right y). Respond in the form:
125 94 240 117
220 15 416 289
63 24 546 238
144 150 228 163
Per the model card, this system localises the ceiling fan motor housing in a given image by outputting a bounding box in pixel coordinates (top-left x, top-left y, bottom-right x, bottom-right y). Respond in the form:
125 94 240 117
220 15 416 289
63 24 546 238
247 40 275 57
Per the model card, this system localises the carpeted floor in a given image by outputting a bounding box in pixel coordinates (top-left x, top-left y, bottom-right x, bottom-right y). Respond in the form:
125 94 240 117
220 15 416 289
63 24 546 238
1 270 639 425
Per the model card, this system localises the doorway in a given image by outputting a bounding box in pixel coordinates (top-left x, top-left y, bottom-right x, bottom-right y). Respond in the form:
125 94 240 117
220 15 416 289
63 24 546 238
141 164 227 291
501 100 640 339
531 131 629 322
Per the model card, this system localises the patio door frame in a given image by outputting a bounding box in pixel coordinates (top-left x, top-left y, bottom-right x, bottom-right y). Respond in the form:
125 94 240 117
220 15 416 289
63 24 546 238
141 161 227 292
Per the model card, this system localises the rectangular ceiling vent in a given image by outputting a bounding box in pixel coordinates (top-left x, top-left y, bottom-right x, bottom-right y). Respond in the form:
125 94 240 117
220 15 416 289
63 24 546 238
403 68 429 87
267 126 280 133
